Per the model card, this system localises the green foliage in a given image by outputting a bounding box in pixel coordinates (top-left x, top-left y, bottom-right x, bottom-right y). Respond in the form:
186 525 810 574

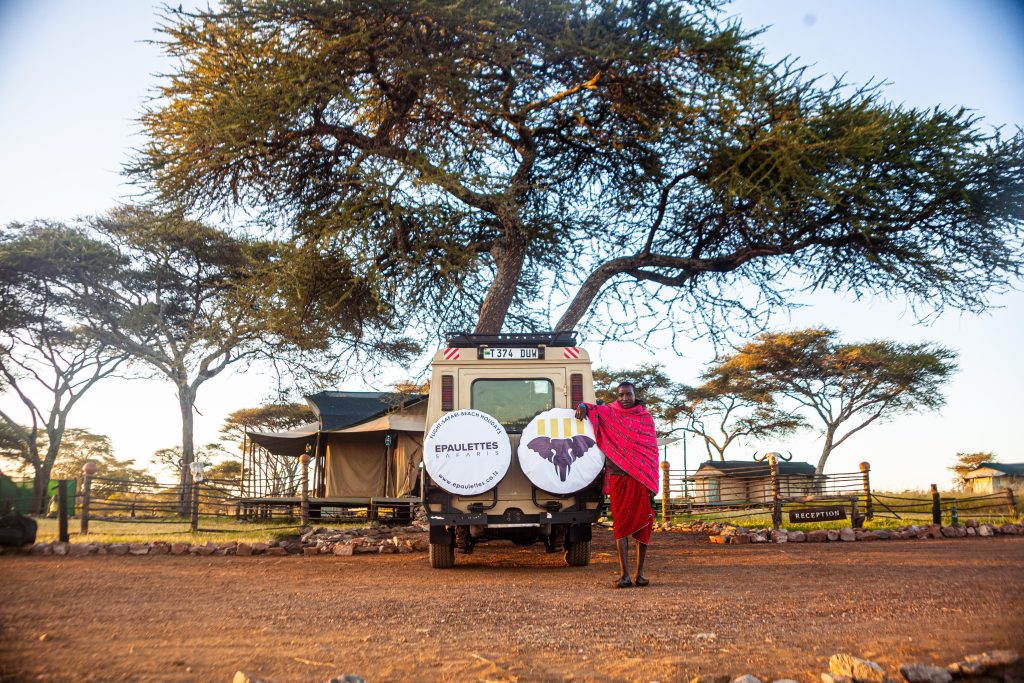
221 402 315 495
46 428 155 497
136 0 1024 342
677 366 806 460
712 328 958 473
221 403 315 440
0 223 130 511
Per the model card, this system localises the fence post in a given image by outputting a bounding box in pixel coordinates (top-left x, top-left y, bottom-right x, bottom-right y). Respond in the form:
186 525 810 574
300 453 310 527
851 497 860 528
80 462 97 535
661 460 670 526
859 461 873 521
1005 487 1018 518
769 453 782 530
57 480 69 543
190 475 200 532
930 484 941 525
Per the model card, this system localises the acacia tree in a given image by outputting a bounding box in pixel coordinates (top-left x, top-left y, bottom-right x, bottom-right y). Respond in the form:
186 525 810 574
136 0 1024 345
678 367 805 460
222 403 316 496
0 224 130 512
48 429 156 498
593 364 681 432
949 451 997 490
61 207 280 510
712 328 958 475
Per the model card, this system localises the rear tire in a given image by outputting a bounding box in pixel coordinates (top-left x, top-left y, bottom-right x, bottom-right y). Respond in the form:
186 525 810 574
429 542 455 569
564 540 591 567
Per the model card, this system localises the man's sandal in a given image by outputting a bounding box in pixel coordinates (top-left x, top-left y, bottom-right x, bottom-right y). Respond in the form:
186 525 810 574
634 576 650 587
614 577 633 589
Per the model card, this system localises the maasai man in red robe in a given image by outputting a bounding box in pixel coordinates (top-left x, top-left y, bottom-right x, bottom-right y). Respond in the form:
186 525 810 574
576 382 659 588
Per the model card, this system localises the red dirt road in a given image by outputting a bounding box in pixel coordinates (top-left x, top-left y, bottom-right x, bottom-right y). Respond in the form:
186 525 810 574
2 530 1022 683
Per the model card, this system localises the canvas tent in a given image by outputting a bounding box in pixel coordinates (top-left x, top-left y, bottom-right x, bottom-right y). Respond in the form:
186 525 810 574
688 460 817 505
246 391 427 501
963 462 1024 494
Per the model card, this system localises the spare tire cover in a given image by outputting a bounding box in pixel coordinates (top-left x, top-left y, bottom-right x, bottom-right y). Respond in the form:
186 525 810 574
517 408 605 495
424 410 512 496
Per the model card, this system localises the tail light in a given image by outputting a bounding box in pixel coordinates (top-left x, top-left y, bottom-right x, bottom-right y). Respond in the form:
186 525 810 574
441 375 454 412
570 373 584 407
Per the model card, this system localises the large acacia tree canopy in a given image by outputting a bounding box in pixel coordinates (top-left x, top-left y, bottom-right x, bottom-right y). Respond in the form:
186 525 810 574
137 0 1024 342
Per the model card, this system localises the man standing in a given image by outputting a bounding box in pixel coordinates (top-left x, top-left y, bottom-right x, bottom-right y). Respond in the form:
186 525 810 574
576 382 659 588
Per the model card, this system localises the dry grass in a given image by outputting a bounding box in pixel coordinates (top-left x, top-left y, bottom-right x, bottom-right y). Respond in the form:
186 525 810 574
33 516 365 545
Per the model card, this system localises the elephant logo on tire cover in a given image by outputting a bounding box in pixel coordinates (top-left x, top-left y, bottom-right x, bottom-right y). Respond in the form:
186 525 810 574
526 435 597 482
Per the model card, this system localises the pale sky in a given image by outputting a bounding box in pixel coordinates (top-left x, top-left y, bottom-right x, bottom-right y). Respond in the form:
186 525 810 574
0 1 1022 490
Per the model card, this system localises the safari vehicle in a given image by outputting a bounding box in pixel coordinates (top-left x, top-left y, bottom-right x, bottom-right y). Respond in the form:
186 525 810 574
422 332 604 569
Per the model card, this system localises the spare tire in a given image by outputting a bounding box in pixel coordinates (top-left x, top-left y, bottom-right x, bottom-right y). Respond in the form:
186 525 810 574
517 408 605 495
423 409 512 496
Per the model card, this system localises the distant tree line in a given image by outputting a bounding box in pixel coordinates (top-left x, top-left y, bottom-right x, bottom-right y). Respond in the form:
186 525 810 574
595 328 957 475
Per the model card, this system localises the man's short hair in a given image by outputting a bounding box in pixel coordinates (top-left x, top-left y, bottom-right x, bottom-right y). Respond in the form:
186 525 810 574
617 381 636 391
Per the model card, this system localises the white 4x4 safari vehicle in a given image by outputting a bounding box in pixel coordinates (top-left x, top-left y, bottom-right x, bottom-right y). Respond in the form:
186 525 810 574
421 332 605 569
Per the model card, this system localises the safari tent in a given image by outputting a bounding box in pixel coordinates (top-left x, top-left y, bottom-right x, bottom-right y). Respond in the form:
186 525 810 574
688 460 817 505
244 391 427 509
963 462 1024 494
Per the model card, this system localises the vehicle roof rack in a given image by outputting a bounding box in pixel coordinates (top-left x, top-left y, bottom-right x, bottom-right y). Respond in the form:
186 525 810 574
446 331 578 348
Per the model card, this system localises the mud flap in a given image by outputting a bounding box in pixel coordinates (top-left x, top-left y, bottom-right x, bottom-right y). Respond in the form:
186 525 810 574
429 524 454 545
567 522 591 544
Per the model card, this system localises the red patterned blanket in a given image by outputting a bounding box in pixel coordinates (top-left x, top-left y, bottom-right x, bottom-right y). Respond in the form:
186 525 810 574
585 401 659 493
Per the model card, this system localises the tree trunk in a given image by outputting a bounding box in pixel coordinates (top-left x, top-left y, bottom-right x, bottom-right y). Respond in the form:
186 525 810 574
30 439 63 515
474 234 527 334
176 385 196 514
31 462 51 515
815 428 836 478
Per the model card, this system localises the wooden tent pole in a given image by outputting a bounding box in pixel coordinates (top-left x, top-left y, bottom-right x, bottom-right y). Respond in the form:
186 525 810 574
384 431 395 497
240 434 247 498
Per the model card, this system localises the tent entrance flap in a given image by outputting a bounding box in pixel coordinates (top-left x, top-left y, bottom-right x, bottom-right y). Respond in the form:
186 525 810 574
326 433 386 497
325 432 425 498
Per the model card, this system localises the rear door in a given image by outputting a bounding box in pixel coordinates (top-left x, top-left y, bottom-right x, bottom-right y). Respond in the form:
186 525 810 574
458 368 567 502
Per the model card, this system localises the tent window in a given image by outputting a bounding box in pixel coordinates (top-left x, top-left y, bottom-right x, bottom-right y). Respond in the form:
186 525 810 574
471 379 554 433
707 477 721 503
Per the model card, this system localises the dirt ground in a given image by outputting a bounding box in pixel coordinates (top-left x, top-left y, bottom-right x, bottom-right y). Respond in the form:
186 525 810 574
1 529 1022 683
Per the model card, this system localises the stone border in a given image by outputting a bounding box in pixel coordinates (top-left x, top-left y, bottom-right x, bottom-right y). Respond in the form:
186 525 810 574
689 650 1021 683
2 521 431 558
655 519 1024 544
233 650 1022 683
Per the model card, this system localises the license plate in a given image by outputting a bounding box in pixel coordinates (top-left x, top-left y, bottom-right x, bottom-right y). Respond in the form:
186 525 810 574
482 347 539 360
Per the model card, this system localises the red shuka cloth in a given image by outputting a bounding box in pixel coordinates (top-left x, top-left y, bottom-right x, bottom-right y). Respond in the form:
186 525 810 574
584 401 660 493
609 473 653 545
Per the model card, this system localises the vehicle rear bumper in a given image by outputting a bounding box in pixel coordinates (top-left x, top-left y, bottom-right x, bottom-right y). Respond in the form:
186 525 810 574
426 508 599 527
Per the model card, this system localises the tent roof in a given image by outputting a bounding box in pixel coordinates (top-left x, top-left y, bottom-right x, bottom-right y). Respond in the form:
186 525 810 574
692 460 816 479
246 393 427 456
305 391 426 431
965 462 1024 478
329 401 427 434
245 422 319 457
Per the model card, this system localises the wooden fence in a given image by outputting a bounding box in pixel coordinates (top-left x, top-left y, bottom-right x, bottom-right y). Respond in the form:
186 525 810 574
659 457 1019 529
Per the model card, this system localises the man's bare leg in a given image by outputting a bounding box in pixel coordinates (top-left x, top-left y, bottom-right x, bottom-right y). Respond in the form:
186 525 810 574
634 542 649 586
615 537 632 587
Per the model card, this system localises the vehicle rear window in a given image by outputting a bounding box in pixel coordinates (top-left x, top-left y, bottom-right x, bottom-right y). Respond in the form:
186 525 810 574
471 379 554 433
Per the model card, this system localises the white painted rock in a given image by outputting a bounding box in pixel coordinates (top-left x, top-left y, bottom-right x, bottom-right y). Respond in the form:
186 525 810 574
829 653 885 683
